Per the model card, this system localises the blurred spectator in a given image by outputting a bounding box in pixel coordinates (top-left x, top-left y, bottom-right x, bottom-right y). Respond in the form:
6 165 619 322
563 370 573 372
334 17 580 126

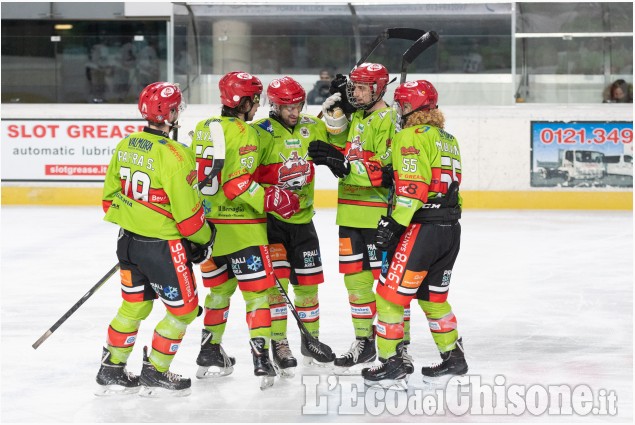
603 79 633 103
307 69 333 105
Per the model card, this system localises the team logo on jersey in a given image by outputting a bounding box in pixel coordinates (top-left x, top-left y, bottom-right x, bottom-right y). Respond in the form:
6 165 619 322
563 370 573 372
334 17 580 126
258 119 274 134
299 116 315 125
415 126 431 134
401 146 420 156
278 151 311 190
239 145 258 155
346 136 364 161
300 127 310 138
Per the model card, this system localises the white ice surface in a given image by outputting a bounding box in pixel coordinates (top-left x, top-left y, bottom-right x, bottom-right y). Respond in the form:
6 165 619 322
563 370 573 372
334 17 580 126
1 206 632 423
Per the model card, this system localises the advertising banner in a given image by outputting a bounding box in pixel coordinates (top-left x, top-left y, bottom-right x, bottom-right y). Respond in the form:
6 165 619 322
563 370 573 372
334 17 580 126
531 121 633 188
1 119 145 182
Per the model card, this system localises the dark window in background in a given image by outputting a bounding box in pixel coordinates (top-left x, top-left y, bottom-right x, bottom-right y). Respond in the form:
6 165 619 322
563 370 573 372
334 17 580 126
1 20 166 103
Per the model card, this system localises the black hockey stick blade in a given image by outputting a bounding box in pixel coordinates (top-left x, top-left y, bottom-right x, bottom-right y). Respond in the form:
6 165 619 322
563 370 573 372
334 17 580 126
400 31 440 84
32 264 121 349
273 276 335 362
356 27 427 68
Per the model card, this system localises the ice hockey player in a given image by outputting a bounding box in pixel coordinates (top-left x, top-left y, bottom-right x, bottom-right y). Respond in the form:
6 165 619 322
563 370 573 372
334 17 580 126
309 62 402 374
251 76 336 377
362 80 468 390
190 71 300 389
97 81 215 397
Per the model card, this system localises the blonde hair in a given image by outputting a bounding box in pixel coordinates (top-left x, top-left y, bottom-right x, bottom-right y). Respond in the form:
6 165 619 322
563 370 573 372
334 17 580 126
404 108 445 129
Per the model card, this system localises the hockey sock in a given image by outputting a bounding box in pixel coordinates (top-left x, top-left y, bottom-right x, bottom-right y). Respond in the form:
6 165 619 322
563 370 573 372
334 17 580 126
203 278 238 344
150 308 197 372
107 300 153 364
295 284 319 339
268 277 289 341
375 295 404 359
344 271 376 338
243 289 272 349
418 300 459 352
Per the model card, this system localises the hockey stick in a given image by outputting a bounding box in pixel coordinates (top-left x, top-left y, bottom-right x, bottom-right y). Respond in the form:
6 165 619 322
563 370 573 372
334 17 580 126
32 122 226 350
272 275 335 362
319 27 428 119
32 264 120 349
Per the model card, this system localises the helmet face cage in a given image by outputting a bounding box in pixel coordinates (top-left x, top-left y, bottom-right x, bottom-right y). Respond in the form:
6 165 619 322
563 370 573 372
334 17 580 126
138 82 184 125
346 63 389 110
219 71 263 108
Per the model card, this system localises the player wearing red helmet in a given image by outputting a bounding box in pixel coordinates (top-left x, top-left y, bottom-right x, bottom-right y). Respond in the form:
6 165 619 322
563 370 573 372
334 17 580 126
98 82 215 396
362 80 468 390
190 72 300 389
251 76 336 377
309 62 399 374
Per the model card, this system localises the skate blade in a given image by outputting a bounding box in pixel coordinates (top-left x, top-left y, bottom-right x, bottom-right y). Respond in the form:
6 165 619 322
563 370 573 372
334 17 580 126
196 365 234 379
364 378 408 391
422 373 470 388
302 356 334 369
94 383 140 396
333 362 375 376
138 385 192 398
273 363 296 379
259 375 275 390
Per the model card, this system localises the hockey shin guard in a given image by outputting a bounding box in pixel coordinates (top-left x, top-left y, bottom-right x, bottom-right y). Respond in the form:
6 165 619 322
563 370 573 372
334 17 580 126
243 289 272 348
375 295 404 359
418 300 459 352
107 300 153 364
294 284 320 339
268 277 289 341
203 278 238 344
150 308 197 372
344 271 376 338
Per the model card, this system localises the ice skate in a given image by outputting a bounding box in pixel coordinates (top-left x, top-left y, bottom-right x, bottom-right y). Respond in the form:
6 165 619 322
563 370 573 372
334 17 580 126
139 346 191 397
300 334 335 368
379 342 414 382
421 338 469 386
272 338 297 378
95 347 140 396
250 338 277 390
362 342 409 391
196 329 236 378
333 328 376 375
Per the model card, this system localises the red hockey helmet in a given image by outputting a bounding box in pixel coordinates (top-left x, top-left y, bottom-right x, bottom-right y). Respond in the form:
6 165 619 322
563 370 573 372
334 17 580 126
138 82 184 125
267 76 306 105
347 62 390 109
219 71 263 108
393 80 438 116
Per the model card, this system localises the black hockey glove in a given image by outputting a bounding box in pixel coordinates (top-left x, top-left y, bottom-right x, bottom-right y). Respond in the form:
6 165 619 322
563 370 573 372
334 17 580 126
329 73 357 115
380 164 394 188
308 140 351 178
185 222 216 264
375 215 407 252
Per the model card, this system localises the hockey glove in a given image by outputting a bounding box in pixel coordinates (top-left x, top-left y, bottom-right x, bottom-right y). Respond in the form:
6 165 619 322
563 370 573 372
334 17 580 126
329 74 357 115
380 164 394 188
264 185 300 219
375 215 407 252
186 222 216 264
321 93 349 135
308 140 351 178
